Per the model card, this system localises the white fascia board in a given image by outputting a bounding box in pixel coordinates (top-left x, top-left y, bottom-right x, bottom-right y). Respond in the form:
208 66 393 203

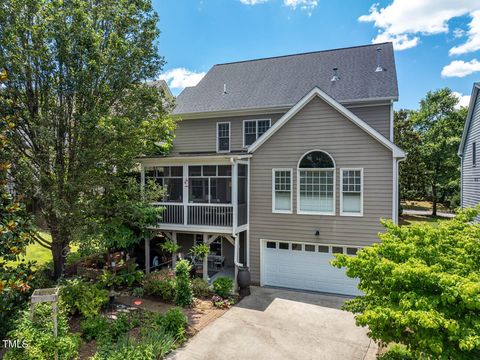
248 87 406 158
458 83 480 156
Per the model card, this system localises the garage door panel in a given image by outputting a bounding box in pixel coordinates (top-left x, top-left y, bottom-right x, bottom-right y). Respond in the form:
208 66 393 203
263 241 361 296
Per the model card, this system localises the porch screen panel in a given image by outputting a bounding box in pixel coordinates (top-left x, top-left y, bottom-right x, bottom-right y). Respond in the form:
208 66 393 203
238 164 248 226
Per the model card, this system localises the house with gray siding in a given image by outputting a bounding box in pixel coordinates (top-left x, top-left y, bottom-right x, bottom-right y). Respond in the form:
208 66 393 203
458 83 480 215
138 43 405 296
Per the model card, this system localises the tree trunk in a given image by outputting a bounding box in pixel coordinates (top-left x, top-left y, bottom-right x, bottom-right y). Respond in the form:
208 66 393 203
48 219 70 279
432 185 437 217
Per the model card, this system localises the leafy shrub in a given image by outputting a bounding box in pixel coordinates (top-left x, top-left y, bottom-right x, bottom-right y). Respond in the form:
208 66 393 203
80 315 109 342
156 307 188 343
93 331 176 360
379 344 414 360
98 264 144 289
4 303 81 360
191 278 212 298
332 208 480 359
60 278 109 318
212 277 233 298
143 269 176 301
132 287 144 298
175 260 192 307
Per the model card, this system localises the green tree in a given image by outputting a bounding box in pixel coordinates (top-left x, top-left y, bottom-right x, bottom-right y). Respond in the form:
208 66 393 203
410 89 466 215
0 70 37 337
394 109 429 203
332 208 480 359
0 0 175 278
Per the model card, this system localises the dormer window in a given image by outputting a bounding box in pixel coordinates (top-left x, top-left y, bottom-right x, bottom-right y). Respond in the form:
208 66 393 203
217 122 230 153
243 119 271 147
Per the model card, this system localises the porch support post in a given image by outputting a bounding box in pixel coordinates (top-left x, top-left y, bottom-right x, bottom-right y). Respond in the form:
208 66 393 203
232 160 238 233
183 164 188 225
203 233 208 281
172 232 177 268
140 163 145 191
145 236 151 274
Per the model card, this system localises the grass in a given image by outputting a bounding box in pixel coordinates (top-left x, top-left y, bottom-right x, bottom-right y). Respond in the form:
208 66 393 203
5 231 78 268
399 214 450 228
402 200 452 213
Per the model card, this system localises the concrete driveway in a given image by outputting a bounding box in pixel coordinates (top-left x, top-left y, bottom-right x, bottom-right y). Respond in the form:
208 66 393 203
169 286 377 360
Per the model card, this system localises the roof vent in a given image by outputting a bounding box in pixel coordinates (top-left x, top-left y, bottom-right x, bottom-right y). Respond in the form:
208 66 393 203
223 83 227 94
331 67 340 82
375 47 384 72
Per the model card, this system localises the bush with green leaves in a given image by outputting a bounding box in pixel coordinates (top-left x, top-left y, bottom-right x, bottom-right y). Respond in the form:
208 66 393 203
379 344 414 360
332 208 480 359
143 269 176 301
92 331 176 360
97 264 144 290
60 278 109 318
4 303 81 360
192 278 212 298
156 307 188 343
212 277 233 298
175 260 193 307
80 315 109 342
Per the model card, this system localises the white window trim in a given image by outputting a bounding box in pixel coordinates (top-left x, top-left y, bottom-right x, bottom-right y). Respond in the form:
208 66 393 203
243 119 271 148
271 168 293 214
340 168 364 217
216 122 231 153
296 150 336 216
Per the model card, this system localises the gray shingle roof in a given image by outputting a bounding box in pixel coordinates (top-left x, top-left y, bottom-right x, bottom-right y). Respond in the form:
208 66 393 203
173 43 398 115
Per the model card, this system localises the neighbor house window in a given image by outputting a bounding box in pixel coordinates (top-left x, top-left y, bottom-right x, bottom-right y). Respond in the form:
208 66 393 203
145 166 183 203
297 150 335 215
217 122 230 152
340 169 363 216
272 169 292 213
473 142 477 166
243 119 271 146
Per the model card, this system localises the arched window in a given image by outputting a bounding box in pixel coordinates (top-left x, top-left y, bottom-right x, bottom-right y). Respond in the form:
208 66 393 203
298 150 335 214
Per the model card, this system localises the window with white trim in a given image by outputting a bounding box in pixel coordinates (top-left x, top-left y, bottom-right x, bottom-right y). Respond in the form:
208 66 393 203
272 169 292 213
341 169 363 215
244 119 271 146
217 122 230 152
298 151 335 214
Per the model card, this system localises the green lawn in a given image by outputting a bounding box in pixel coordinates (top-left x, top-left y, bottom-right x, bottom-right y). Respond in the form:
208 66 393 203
401 200 452 213
399 214 451 227
5 231 78 268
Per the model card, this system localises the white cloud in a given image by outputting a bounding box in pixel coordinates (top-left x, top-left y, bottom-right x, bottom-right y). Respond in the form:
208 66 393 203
453 91 471 108
283 0 318 11
449 10 480 55
238 0 318 12
359 1 480 51
239 0 268 4
441 59 480 77
158 68 206 90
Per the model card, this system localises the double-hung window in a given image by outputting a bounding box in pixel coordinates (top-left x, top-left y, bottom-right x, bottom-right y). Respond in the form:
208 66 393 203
217 122 230 152
243 119 271 147
272 169 292 213
297 151 335 215
340 169 363 216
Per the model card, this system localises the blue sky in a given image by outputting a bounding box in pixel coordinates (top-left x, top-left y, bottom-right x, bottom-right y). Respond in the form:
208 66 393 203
153 0 480 110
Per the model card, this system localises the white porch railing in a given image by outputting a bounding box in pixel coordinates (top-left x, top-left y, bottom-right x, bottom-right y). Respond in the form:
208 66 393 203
154 203 234 228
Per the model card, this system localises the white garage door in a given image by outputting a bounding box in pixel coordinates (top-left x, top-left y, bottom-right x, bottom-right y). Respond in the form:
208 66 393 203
262 240 361 296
